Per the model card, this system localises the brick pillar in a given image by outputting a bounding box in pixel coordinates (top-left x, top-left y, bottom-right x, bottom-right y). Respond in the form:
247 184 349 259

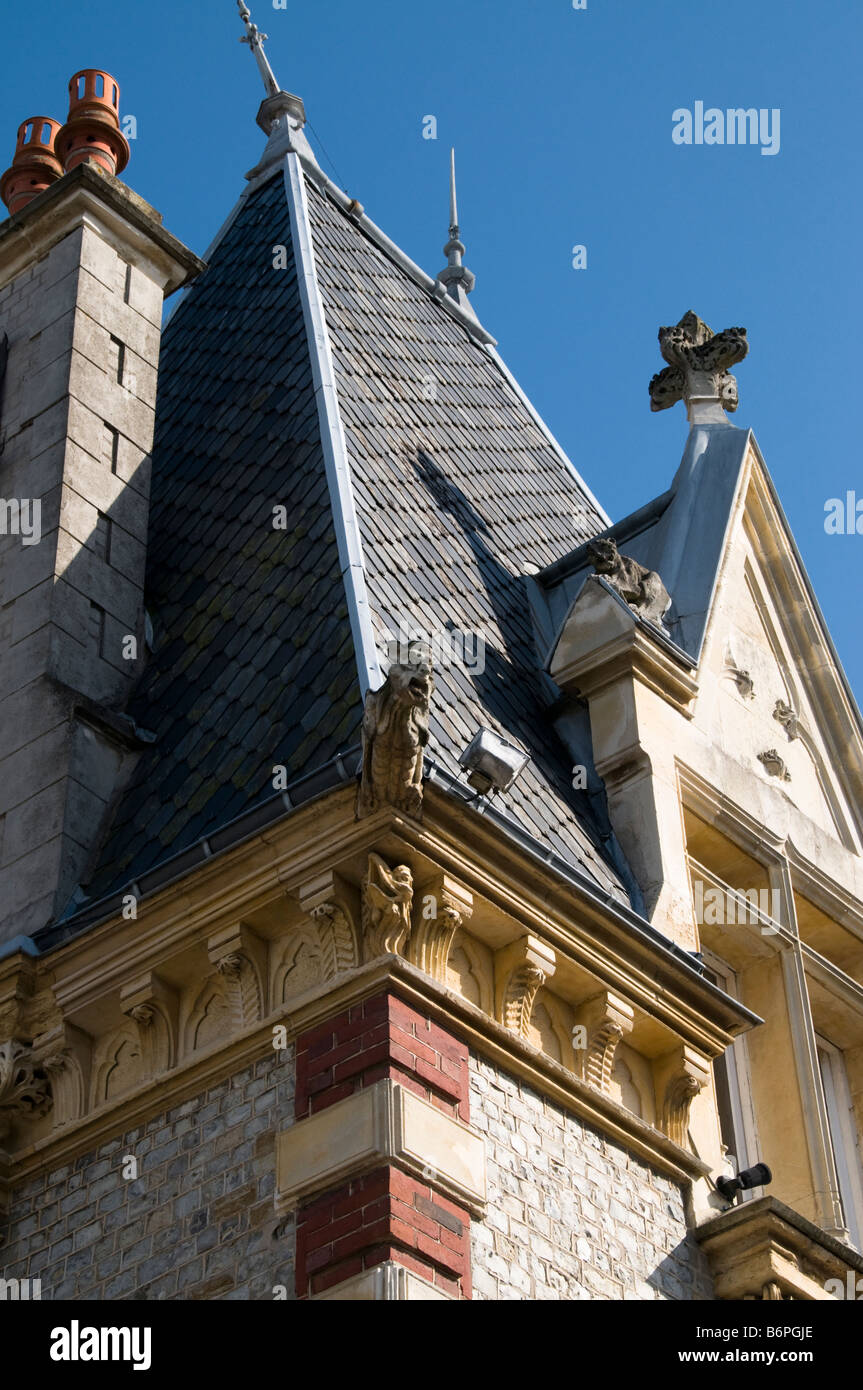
287 991 480 1300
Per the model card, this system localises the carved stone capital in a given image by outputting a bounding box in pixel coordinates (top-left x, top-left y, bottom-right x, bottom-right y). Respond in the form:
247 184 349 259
655 1045 710 1148
298 871 360 979
0 1039 53 1140
574 991 635 1092
410 873 474 981
361 854 414 960
494 936 556 1039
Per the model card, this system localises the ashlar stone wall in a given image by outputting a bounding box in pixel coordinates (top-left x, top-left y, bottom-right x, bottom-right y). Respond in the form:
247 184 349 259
469 1055 714 1301
0 1050 295 1301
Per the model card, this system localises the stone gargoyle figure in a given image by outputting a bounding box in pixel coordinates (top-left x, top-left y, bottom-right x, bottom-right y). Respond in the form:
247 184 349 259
361 853 414 957
357 646 434 819
649 311 748 414
587 536 672 627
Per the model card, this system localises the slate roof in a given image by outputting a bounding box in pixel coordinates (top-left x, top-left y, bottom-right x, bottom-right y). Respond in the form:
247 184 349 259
72 151 632 917
85 174 362 898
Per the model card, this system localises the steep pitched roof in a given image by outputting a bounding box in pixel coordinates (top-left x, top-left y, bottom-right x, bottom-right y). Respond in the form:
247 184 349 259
60 145 632 926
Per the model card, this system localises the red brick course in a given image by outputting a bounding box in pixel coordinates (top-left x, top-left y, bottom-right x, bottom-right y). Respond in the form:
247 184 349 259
296 1166 472 1299
295 992 470 1123
293 992 474 1299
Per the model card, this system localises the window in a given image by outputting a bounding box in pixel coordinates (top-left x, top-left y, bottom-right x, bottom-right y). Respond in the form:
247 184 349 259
703 953 761 1189
817 1036 863 1251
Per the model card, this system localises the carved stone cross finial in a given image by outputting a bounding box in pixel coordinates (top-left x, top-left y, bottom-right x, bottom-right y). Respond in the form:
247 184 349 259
236 0 280 99
649 311 748 425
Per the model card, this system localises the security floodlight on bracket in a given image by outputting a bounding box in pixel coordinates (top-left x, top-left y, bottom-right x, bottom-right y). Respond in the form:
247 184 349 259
458 728 531 799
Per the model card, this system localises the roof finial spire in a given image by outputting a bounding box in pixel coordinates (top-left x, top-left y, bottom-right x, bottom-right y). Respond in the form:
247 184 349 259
235 0 310 155
436 148 476 308
649 311 749 426
237 1 280 99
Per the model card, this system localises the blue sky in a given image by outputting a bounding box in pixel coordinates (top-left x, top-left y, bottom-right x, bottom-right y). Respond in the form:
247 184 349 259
5 0 862 694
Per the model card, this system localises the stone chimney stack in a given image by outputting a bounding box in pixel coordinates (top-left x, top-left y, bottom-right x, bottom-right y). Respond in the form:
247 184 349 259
0 72 203 943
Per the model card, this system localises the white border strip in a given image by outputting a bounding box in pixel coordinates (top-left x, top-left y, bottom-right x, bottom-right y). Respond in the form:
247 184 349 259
483 343 611 527
284 152 383 698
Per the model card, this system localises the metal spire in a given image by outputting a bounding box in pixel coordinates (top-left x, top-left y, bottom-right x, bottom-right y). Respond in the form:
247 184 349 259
437 149 475 305
237 1 280 100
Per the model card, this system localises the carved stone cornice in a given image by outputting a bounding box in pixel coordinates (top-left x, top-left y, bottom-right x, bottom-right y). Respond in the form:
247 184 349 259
361 854 414 959
409 873 473 982
574 991 635 1092
695 1196 863 1301
0 1039 52 1140
656 1044 710 1147
298 871 360 979
494 935 556 1039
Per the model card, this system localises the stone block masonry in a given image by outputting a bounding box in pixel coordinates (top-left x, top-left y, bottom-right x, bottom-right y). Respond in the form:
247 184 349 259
0 1051 295 1300
469 1056 714 1301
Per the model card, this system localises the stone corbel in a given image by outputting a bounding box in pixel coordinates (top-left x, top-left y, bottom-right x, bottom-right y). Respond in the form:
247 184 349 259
298 871 360 979
494 935 556 1039
207 922 268 1028
0 1038 53 1141
409 873 473 982
574 991 635 1092
120 972 179 1074
655 1044 710 1148
31 1023 92 1129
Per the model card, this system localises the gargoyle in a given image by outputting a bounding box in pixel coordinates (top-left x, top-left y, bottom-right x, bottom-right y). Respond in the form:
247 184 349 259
587 536 671 627
357 647 433 819
361 853 414 958
649 311 748 415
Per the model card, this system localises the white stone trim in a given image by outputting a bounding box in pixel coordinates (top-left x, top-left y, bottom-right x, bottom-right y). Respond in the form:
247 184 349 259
275 1079 487 1215
312 1260 452 1301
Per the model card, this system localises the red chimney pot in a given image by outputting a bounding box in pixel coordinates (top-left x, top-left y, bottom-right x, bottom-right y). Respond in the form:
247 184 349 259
55 69 130 177
0 117 63 215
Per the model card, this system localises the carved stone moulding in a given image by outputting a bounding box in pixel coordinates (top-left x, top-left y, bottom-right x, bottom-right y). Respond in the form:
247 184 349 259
494 935 556 1040
574 991 635 1093
409 873 473 982
0 1039 53 1141
695 1195 863 1301
758 748 792 782
773 700 800 741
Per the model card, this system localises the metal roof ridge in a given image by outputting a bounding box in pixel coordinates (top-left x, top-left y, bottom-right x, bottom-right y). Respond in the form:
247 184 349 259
283 151 383 700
